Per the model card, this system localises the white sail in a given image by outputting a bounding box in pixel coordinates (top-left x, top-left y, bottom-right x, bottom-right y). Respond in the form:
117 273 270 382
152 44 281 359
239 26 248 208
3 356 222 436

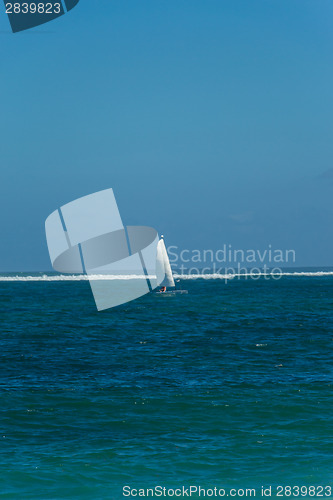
156 238 175 288
156 240 165 285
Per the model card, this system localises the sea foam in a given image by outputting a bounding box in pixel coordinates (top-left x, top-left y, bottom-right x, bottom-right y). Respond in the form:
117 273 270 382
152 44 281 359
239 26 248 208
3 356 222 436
0 271 332 281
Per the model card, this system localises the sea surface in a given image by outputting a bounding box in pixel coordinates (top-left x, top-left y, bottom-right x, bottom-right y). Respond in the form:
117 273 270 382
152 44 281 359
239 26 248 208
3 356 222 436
0 272 332 499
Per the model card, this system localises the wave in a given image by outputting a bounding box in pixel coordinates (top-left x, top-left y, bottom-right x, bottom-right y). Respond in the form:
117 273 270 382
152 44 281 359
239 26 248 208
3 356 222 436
0 274 147 282
176 271 333 279
0 271 333 281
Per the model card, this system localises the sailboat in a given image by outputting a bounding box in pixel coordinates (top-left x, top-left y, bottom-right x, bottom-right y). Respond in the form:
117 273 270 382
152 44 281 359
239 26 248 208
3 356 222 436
155 236 188 295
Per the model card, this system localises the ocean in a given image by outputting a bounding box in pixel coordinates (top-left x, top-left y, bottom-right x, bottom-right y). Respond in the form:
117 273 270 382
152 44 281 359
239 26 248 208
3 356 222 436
0 272 332 499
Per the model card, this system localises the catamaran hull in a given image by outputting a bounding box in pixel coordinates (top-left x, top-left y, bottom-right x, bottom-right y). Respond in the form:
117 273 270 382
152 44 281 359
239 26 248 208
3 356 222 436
155 290 188 295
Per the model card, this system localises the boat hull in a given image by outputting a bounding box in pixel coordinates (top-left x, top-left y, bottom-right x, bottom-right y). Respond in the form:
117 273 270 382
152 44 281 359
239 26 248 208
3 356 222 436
155 290 188 295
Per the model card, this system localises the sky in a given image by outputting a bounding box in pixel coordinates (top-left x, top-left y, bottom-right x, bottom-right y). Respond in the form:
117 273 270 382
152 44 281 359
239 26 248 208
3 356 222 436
0 0 333 271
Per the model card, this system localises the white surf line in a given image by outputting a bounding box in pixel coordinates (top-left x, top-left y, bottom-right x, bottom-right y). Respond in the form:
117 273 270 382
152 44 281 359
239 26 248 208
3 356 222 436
0 275 154 281
176 272 333 279
0 272 333 282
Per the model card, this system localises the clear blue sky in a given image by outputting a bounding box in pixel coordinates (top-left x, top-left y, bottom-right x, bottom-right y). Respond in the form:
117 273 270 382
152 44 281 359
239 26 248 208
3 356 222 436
0 0 332 270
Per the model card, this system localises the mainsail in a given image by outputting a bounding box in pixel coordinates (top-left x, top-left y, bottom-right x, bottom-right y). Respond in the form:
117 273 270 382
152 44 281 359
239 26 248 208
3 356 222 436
156 238 175 288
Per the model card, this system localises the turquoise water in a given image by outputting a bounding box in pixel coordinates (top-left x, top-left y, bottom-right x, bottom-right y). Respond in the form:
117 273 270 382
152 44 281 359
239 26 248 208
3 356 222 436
0 275 332 499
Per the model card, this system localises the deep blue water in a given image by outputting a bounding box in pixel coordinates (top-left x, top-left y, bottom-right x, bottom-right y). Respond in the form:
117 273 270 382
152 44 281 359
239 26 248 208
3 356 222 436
0 276 332 499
